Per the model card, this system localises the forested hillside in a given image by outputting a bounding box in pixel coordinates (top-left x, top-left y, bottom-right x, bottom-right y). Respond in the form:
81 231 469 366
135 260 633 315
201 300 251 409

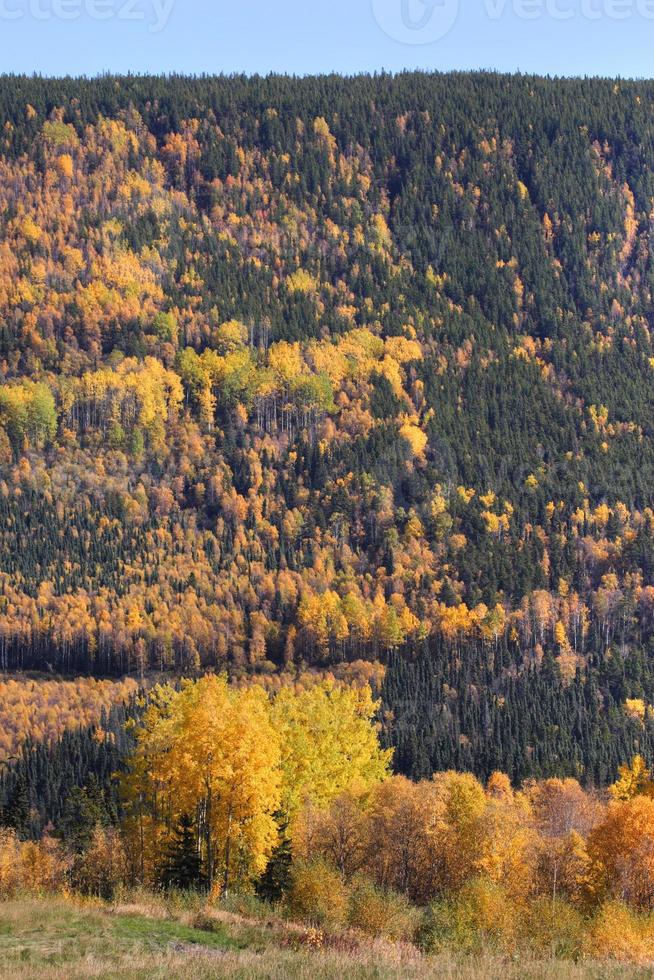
3 72 654 779
0 675 137 758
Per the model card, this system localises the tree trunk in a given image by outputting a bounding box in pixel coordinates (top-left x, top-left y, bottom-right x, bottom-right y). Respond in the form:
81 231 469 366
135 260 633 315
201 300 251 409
222 802 233 896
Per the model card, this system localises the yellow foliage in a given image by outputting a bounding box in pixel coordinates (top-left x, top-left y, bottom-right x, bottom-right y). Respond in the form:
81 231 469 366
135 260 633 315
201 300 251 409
286 268 317 294
312 116 336 154
0 830 69 897
271 680 391 818
288 859 349 926
384 337 422 365
425 878 519 955
457 486 476 504
214 319 248 352
590 901 654 962
56 153 74 179
268 340 305 382
590 795 654 908
609 755 654 801
625 699 647 724
379 354 404 396
371 213 392 249
517 180 529 201
21 216 42 244
399 422 427 459
347 879 418 940
554 620 569 651
0 677 137 759
122 676 282 891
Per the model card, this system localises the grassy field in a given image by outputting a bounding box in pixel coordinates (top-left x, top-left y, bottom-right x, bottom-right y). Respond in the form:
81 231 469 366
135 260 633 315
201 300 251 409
0 895 653 979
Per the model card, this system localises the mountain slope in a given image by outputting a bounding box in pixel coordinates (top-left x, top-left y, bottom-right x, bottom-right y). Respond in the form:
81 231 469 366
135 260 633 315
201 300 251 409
1 73 654 778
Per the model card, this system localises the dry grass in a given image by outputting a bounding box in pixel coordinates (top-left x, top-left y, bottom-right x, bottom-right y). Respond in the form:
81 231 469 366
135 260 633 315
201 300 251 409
0 894 651 979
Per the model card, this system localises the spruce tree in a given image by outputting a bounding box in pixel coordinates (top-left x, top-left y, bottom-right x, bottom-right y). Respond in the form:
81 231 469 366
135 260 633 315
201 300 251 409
2 772 30 839
256 824 292 902
159 813 203 891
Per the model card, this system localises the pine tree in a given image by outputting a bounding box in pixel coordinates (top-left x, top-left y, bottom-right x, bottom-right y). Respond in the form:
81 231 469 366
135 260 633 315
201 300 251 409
2 772 30 839
159 813 204 891
58 783 107 853
256 821 292 902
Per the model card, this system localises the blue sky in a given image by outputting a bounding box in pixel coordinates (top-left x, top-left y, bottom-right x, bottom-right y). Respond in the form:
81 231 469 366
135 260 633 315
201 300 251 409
1 0 654 78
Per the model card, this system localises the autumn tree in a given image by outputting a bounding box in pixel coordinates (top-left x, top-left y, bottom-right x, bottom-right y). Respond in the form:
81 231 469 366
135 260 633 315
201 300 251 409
270 680 392 820
121 676 281 893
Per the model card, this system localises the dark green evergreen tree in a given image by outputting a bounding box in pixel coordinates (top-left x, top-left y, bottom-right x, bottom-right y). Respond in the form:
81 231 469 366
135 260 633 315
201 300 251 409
1 771 30 838
57 781 108 854
158 813 204 891
256 823 292 902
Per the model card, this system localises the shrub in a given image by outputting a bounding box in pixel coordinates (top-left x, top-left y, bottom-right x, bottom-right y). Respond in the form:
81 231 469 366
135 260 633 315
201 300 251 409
0 829 69 897
0 828 22 896
520 896 586 960
190 910 221 932
19 836 69 894
218 891 272 919
286 859 349 926
72 826 128 899
418 877 517 955
590 900 654 963
347 877 419 941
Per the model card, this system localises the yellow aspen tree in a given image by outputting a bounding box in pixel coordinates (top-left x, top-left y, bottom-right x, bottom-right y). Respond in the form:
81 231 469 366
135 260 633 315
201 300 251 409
122 676 281 893
271 680 391 820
